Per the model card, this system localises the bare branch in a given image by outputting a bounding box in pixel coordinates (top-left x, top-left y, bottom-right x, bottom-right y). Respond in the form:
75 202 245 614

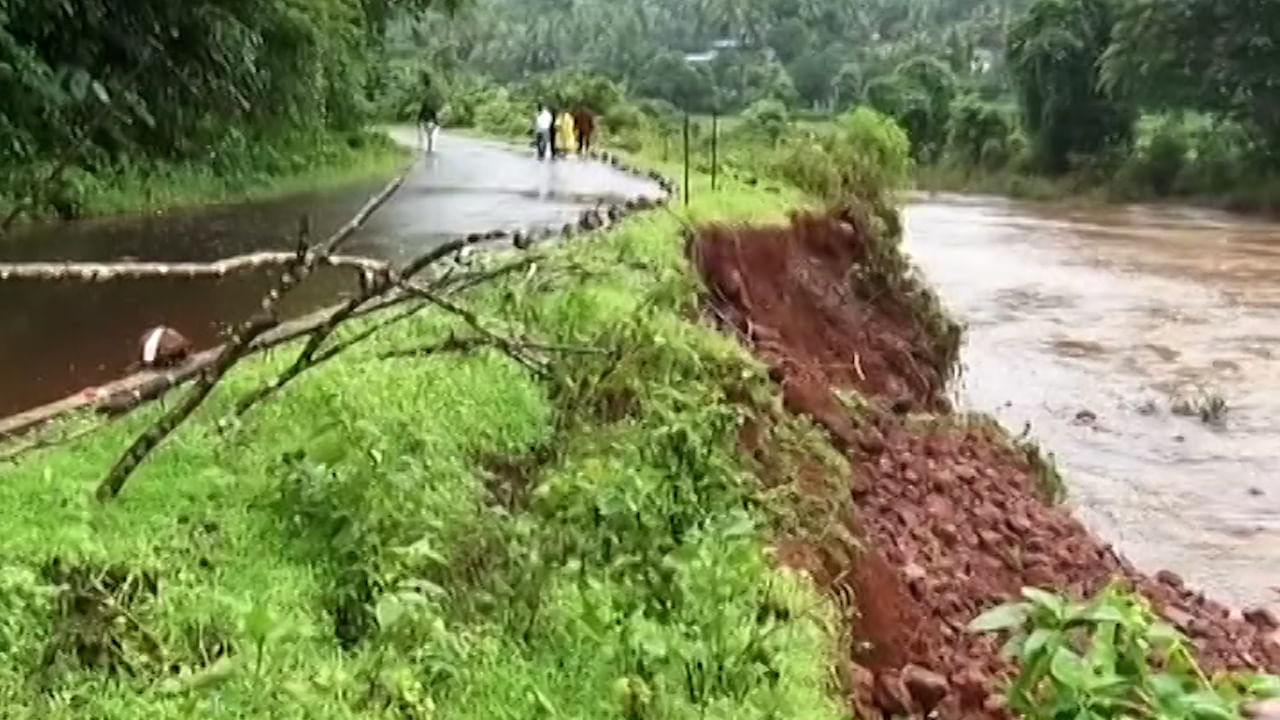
397 279 549 377
0 253 388 282
379 338 605 361
232 301 427 417
95 168 409 501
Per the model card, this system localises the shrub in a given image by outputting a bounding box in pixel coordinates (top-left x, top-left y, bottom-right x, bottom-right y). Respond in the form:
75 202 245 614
948 95 1015 170
970 585 1280 720
743 99 791 144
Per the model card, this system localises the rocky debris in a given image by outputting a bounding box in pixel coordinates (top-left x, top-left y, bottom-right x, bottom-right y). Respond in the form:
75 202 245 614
1248 698 1280 720
579 208 604 232
1073 408 1097 425
691 210 1280 720
903 664 950 713
1244 607 1279 630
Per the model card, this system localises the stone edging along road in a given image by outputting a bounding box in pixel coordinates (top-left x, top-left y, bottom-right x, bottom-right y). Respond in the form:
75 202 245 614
0 148 678 442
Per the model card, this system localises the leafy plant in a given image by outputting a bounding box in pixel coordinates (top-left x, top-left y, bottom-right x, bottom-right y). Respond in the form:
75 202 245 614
970 585 1280 720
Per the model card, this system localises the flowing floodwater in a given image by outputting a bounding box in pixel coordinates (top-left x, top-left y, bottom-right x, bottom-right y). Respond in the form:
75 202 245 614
904 192 1280 613
0 131 659 418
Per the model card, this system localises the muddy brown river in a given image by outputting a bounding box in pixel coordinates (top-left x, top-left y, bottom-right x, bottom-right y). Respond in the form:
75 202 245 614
904 192 1280 614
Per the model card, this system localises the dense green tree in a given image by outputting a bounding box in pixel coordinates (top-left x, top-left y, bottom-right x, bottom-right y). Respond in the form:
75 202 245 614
1006 0 1134 173
1102 0 1280 164
947 94 1015 168
0 0 461 169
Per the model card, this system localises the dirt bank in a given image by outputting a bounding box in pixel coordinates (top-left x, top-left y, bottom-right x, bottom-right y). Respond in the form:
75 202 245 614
690 208 1280 719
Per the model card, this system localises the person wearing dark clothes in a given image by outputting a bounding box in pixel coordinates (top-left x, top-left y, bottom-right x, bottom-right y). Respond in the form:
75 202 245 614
417 78 445 153
547 106 559 159
573 109 596 153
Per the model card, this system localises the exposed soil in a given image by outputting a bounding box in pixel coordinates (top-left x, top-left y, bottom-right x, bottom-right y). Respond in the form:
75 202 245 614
690 208 1280 720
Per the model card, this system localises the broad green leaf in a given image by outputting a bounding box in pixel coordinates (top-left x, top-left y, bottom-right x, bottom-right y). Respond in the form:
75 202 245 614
157 656 237 695
1081 603 1128 625
1022 587 1067 619
1049 646 1088 687
375 595 407 632
1150 673 1191 702
1023 627 1057 659
1241 674 1280 698
969 602 1029 632
1148 621 1186 649
1182 690 1238 720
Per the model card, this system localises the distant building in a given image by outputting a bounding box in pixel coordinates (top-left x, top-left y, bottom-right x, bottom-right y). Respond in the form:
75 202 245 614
684 37 741 65
683 51 717 64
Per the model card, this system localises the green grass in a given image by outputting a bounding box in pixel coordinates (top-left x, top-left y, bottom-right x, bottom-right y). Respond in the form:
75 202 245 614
1 128 408 225
0 174 849 719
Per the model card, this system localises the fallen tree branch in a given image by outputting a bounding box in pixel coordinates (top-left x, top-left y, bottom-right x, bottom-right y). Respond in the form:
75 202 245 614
0 253 388 282
379 338 605 361
232 300 427 417
375 333 500 361
95 169 409 501
0 290 422 442
398 280 548 377
232 251 543 417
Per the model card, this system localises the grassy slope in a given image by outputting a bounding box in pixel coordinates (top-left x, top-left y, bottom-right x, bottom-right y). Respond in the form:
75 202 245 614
2 129 408 225
0 173 850 719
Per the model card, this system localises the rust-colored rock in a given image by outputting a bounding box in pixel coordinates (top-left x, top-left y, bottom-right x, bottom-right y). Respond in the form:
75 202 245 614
873 670 912 716
1244 607 1280 630
903 664 949 712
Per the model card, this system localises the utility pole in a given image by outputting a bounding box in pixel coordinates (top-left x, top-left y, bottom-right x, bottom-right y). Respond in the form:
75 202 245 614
711 110 719 192
683 113 691 208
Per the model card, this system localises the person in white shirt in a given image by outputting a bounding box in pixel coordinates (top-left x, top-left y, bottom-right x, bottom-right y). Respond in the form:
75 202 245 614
534 106 553 160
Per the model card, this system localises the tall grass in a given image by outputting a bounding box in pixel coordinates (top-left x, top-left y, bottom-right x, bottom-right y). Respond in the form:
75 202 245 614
0 177 848 719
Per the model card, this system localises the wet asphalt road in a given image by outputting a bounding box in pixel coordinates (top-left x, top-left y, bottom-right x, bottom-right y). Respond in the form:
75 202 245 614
0 130 661 417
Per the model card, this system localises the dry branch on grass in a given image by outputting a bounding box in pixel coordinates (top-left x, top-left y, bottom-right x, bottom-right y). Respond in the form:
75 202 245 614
231 300 427 417
232 254 541 417
378 337 605 362
95 171 406 501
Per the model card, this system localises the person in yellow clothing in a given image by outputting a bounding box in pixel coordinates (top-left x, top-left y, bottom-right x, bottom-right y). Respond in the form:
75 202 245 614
555 110 577 158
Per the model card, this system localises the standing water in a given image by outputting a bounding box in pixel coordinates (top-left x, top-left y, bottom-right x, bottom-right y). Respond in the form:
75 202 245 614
904 192 1280 613
0 132 660 418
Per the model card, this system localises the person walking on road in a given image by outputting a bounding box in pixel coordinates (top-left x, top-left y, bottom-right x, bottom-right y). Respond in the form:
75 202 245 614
533 105 553 160
417 77 445 154
556 109 577 158
573 109 595 154
547 105 560 160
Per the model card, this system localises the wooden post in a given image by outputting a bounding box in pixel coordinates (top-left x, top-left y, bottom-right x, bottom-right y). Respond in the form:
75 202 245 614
683 113 691 208
711 111 719 192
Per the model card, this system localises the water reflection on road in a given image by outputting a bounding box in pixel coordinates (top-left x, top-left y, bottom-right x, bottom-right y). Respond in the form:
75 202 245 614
904 193 1280 612
0 131 659 417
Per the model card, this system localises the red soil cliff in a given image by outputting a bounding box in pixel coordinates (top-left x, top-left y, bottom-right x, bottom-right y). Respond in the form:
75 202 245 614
690 208 1280 720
